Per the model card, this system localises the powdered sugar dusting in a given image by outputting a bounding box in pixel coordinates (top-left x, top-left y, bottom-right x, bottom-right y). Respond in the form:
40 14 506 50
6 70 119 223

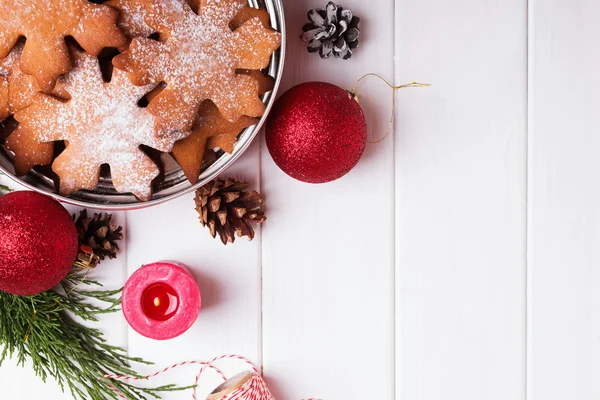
19 52 182 200
0 43 42 112
0 51 14 76
110 0 156 39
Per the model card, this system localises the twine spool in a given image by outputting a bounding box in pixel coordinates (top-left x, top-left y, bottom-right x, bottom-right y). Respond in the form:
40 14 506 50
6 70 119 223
207 371 274 400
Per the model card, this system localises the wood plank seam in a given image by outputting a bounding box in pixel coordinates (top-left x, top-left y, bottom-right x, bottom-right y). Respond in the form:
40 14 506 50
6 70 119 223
392 2 398 400
259 134 264 374
526 1 533 400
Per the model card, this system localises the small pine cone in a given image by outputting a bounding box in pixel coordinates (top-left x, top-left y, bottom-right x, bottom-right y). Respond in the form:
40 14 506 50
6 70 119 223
73 210 123 260
301 2 360 60
194 178 266 245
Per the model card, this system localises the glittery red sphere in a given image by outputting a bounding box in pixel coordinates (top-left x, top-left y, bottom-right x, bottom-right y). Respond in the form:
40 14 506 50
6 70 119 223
266 82 367 183
0 191 78 295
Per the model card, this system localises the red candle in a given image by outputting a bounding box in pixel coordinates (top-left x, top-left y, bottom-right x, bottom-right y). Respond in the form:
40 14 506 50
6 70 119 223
122 261 201 340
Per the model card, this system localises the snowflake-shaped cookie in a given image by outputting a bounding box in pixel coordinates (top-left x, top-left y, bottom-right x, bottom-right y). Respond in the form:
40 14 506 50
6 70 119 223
2 43 70 175
12 50 182 200
0 0 126 91
205 69 274 154
113 0 281 137
172 100 257 184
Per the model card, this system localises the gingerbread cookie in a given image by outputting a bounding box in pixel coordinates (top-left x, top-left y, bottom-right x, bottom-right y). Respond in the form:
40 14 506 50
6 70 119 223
0 0 126 91
170 6 277 181
230 6 276 102
12 50 183 200
5 126 54 177
173 101 257 183
2 43 70 176
205 70 274 155
113 0 281 138
229 6 276 97
173 68 274 183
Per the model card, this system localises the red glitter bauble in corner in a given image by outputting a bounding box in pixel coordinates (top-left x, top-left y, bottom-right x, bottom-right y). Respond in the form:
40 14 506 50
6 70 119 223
0 191 78 296
265 82 367 183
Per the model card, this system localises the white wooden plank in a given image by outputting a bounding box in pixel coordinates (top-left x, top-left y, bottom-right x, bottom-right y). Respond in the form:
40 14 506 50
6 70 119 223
0 174 128 400
395 1 527 400
261 0 396 398
528 2 600 399
125 142 262 397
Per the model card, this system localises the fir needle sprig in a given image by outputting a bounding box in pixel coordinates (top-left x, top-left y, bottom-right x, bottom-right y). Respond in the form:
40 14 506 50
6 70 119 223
0 267 191 400
0 185 189 399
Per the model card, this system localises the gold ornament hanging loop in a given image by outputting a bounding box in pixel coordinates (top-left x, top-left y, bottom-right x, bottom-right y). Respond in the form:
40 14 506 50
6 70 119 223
349 73 430 144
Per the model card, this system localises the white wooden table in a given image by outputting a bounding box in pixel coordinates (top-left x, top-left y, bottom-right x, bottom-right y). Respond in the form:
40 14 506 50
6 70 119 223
1 0 599 399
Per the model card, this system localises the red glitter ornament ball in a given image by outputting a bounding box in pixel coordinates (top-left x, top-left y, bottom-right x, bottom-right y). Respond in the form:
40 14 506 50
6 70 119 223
0 191 78 295
266 82 367 183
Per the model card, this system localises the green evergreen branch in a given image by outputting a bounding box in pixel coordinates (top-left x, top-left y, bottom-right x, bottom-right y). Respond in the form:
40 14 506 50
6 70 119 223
0 267 189 400
0 187 189 399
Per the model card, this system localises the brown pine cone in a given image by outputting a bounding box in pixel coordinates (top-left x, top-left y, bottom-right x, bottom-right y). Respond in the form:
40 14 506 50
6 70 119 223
194 178 266 245
73 210 123 260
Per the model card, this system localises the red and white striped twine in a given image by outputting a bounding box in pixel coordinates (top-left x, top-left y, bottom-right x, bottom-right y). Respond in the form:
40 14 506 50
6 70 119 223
103 354 321 400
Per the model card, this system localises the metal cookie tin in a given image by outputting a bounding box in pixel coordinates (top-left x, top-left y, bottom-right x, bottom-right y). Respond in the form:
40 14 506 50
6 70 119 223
0 0 285 210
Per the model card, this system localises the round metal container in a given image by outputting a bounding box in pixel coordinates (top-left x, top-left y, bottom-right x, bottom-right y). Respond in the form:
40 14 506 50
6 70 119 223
0 0 285 210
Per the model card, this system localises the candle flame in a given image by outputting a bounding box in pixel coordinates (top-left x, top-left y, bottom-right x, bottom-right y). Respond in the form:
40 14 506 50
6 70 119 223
154 297 161 307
